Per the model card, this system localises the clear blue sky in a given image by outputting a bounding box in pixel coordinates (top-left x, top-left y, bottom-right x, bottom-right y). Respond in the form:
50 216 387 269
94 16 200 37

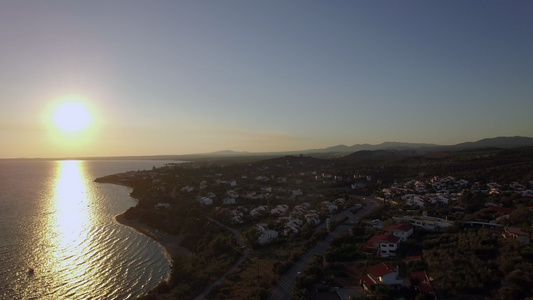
1 1 532 158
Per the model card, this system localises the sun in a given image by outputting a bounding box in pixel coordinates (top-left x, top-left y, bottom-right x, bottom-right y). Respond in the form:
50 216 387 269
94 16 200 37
53 102 92 133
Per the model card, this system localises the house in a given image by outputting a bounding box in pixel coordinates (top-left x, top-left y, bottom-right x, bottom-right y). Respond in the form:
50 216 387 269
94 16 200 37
226 190 240 198
261 187 273 193
393 216 453 230
384 223 413 241
522 190 533 198
228 209 244 224
222 198 236 205
181 186 195 192
320 201 338 214
281 218 303 236
270 204 289 215
250 205 267 217
256 224 278 244
292 189 303 197
199 180 208 189
362 263 404 293
428 194 450 205
304 210 320 225
510 182 526 191
199 197 213 206
292 203 311 216
503 227 530 244
363 234 401 256
406 195 425 208
334 198 346 206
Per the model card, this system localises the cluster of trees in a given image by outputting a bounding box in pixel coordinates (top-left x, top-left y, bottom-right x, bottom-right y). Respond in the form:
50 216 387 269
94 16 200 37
423 227 533 299
324 226 371 262
140 223 240 299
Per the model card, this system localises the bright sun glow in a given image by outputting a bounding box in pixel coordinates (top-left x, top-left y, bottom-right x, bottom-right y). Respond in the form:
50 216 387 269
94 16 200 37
53 102 92 133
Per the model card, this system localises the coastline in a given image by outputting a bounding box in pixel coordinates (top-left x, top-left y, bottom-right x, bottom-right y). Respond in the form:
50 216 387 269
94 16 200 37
114 212 191 261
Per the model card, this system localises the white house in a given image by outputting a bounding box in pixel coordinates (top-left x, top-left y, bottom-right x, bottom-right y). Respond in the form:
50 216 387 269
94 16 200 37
281 218 303 236
270 204 289 215
362 263 404 293
428 194 449 205
229 209 244 224
292 189 303 197
226 190 240 198
406 195 425 208
222 198 236 205
199 197 213 206
363 234 401 256
384 223 414 241
292 203 311 215
181 186 195 192
304 210 320 225
250 205 267 217
393 216 453 230
256 224 278 244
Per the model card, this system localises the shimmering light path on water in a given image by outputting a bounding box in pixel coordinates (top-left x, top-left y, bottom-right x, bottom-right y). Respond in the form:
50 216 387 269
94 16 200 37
0 160 172 299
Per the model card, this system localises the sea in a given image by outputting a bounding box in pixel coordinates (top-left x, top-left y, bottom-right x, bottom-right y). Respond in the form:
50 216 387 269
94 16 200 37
0 159 178 300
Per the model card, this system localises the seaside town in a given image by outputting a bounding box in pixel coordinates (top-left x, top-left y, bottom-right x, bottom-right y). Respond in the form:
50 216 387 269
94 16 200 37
96 146 533 300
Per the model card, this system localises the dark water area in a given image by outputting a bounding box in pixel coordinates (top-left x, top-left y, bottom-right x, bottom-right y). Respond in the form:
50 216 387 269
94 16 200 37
0 160 176 299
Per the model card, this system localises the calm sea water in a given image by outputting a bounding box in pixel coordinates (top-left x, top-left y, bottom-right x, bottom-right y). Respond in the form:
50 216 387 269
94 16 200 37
0 160 177 300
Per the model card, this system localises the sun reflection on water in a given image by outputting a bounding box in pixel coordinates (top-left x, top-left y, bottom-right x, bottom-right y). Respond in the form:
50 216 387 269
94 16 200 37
44 160 95 297
52 161 89 239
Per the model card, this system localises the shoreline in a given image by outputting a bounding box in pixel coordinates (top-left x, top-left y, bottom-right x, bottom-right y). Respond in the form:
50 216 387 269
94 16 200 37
114 212 191 261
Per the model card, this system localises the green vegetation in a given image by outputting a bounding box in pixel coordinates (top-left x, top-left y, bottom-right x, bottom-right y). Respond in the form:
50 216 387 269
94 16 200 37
423 227 533 299
94 146 533 299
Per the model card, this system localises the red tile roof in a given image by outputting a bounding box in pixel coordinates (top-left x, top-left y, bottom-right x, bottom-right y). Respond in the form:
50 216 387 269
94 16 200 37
506 227 528 236
410 271 434 294
362 274 376 287
368 263 397 277
367 234 400 245
363 234 400 255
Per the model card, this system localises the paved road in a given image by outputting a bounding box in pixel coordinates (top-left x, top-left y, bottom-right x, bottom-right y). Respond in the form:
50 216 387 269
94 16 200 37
268 197 382 300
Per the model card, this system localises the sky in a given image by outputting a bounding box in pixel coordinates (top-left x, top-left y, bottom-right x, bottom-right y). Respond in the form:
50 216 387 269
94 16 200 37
1 1 532 158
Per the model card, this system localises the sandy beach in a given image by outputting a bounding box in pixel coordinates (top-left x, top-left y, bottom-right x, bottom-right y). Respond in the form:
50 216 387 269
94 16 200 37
115 213 191 259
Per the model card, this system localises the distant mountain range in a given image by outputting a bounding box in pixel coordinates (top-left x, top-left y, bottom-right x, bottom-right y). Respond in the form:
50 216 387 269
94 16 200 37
201 136 533 158
314 136 533 154
19 136 531 161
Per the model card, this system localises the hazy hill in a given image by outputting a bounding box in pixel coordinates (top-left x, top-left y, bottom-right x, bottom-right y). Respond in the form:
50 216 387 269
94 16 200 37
293 136 532 157
444 136 533 150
